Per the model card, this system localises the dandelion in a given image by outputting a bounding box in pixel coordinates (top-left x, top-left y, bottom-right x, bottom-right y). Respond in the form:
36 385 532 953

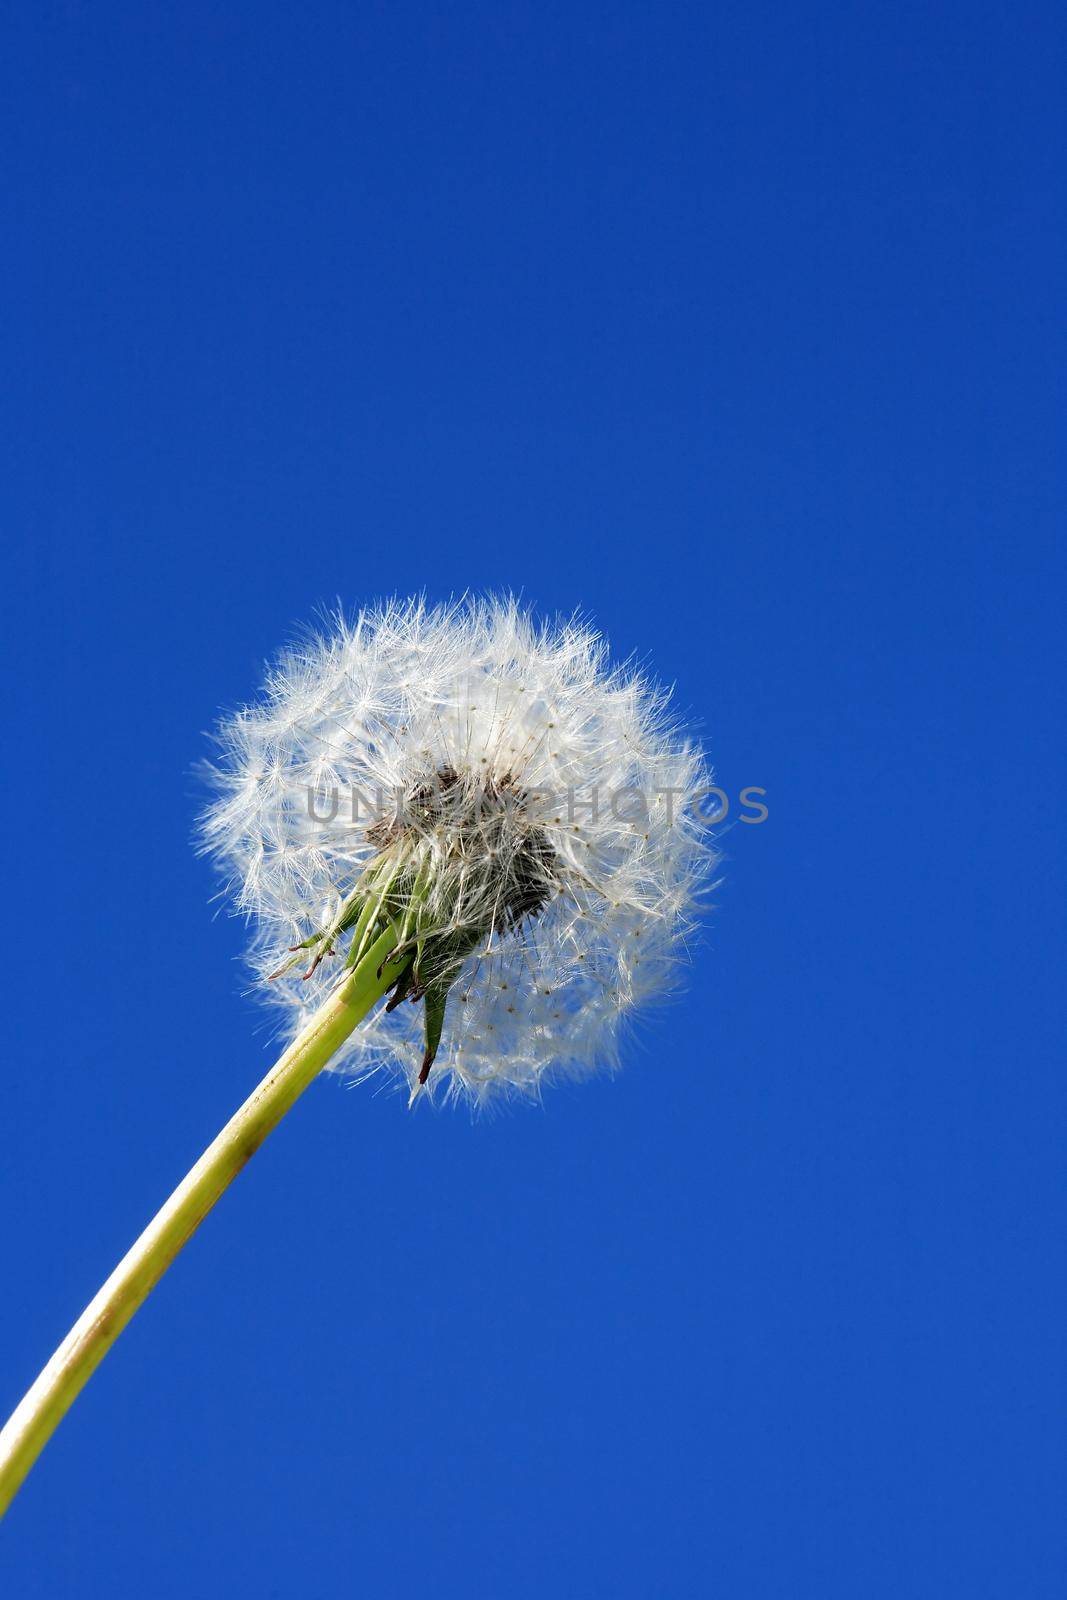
0 596 715 1515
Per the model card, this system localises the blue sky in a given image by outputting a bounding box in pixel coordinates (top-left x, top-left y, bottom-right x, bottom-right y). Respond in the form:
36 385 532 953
1 3 1063 1595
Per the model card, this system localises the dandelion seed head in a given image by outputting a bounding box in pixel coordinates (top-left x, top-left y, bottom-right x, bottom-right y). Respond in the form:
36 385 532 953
201 596 716 1104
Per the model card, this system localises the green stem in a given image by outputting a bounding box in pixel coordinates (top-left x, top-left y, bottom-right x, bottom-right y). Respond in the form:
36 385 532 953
0 926 403 1519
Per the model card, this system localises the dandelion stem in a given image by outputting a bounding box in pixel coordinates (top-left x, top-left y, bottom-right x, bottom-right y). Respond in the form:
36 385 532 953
0 926 405 1519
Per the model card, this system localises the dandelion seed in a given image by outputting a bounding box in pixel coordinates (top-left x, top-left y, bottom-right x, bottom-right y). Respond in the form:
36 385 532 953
202 596 715 1104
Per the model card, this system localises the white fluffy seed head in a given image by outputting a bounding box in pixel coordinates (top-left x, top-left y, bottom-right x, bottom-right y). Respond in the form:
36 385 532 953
200 596 717 1105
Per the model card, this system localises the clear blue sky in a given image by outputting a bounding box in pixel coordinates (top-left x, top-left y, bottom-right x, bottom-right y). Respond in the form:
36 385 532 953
1 4 1063 1595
